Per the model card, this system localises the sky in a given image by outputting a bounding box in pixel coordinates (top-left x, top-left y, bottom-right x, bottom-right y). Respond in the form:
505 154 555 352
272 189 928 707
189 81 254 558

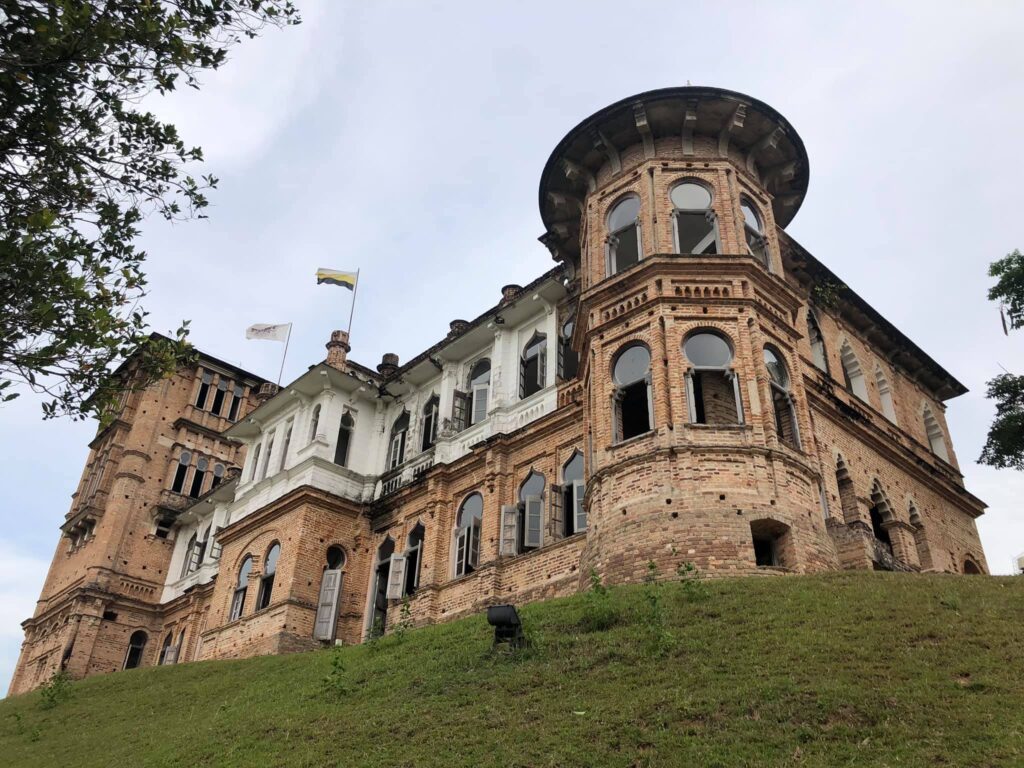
2 1 1023 691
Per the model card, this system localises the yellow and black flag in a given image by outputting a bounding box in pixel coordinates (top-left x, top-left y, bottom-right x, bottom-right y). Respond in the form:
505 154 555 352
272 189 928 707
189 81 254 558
316 268 358 290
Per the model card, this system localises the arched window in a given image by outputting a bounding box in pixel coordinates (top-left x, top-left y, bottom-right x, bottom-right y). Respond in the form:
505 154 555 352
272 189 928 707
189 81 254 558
807 311 828 373
211 378 229 415
421 398 439 451
520 333 547 399
607 195 641 275
671 181 718 255
869 481 894 561
248 444 261 482
839 341 868 402
313 546 346 642
684 332 742 425
335 411 355 466
308 404 321 443
211 463 226 489
171 451 192 493
158 632 174 665
612 344 653 442
123 630 148 670
256 543 281 611
388 411 410 470
764 346 800 449
326 545 346 570
468 359 490 426
502 471 545 555
180 533 198 578
740 197 769 269
454 493 483 577
369 539 395 635
228 383 245 421
963 558 982 575
188 457 208 498
559 315 579 380
561 451 586 537
750 519 793 568
835 455 858 524
875 366 897 423
923 405 949 461
229 555 253 621
404 523 425 596
195 371 212 409
279 419 293 472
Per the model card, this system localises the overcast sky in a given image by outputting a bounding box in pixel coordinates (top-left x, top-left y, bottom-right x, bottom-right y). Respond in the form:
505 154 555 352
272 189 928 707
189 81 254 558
2 1 1022 691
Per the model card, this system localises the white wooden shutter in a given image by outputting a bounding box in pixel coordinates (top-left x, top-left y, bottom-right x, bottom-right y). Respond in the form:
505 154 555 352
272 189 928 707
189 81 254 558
549 484 563 541
574 480 587 532
163 644 179 665
524 496 543 549
455 529 468 576
500 505 518 555
469 521 481 568
472 384 489 424
538 346 547 388
386 555 407 600
452 390 469 432
313 570 343 641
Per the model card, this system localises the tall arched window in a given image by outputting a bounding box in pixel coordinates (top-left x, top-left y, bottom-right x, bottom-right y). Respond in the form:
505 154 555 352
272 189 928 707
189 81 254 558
835 455 858 524
308 404 321 443
520 333 547 399
256 543 280 610
559 315 579 380
158 632 174 665
248 444 261 482
612 344 653 442
123 630 148 670
195 371 213 409
335 411 354 466
503 471 545 555
869 481 894 560
404 523 425 596
188 457 208 498
740 197 769 269
388 411 409 470
313 546 346 642
454 493 483 577
211 463 226 489
171 451 192 493
875 366 897 423
671 181 718 255
806 310 829 373
839 341 868 402
468 360 490 426
180 533 198 578
764 346 800 449
922 404 949 461
211 378 229 415
607 195 641 275
229 555 253 621
561 451 586 537
421 397 439 451
370 538 395 635
228 383 245 421
684 332 742 425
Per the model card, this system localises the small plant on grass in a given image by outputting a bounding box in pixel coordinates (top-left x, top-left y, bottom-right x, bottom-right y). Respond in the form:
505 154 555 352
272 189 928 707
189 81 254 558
641 561 675 657
580 569 620 632
321 644 350 698
38 670 72 711
393 596 413 643
676 559 710 602
366 615 385 650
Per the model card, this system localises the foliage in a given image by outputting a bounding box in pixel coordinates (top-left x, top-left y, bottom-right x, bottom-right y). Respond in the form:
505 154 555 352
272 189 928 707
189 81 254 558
320 644 349 699
579 568 620 632
810 279 847 310
988 249 1024 331
640 560 674 656
393 595 413 643
37 670 71 711
675 559 709 602
978 373 1024 470
2 574 1024 767
0 0 299 420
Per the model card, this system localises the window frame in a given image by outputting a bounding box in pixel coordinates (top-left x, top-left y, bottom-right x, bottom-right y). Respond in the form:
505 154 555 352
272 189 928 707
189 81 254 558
256 543 281 611
670 180 719 256
605 194 643 276
739 195 770 270
763 345 800 450
229 556 253 621
421 397 439 451
519 332 547 400
683 331 744 426
453 493 483 577
611 343 654 443
467 358 491 426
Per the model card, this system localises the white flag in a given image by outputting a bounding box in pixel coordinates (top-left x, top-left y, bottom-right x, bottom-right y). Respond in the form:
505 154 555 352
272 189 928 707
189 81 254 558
245 323 291 342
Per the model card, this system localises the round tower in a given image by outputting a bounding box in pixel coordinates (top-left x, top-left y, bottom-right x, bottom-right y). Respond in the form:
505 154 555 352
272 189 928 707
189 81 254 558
539 87 836 583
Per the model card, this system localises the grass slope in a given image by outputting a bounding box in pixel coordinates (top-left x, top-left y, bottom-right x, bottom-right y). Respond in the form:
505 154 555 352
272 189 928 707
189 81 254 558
2 573 1023 768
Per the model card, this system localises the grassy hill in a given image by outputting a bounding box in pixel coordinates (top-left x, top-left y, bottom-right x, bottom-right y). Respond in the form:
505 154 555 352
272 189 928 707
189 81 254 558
2 572 1023 767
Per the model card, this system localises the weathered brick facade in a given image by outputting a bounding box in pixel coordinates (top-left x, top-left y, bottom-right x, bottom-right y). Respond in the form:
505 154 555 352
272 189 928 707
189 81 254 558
10 86 988 696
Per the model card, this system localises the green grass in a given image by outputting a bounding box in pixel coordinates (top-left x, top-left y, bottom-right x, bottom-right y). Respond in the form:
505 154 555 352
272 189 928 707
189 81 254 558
3 573 1024 767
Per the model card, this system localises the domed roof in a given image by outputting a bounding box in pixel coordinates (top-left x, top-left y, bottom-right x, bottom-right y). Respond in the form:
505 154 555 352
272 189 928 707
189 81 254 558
538 86 809 262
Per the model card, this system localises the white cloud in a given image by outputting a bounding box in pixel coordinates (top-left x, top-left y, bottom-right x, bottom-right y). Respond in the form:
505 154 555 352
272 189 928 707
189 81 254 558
0 542 51 695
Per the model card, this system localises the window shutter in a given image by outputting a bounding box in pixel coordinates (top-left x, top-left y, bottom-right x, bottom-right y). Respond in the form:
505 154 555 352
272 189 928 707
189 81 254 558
386 555 407 600
163 644 179 665
574 480 587 531
469 520 481 568
499 505 518 556
453 390 469 432
549 484 563 540
524 496 543 548
646 374 655 432
454 529 468 576
538 347 547 388
519 355 527 399
557 337 566 380
612 390 623 443
313 570 343 641
472 384 488 424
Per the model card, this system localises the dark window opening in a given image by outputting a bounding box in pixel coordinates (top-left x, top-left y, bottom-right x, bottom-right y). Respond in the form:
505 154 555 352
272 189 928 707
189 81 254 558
562 452 585 537
103 610 118 622
171 451 191 494
749 519 793 569
370 539 394 634
335 412 354 466
963 559 982 575
227 384 244 421
753 535 777 566
326 546 346 571
230 556 253 621
559 317 579 381
607 196 641 275
404 524 424 596
211 463 226 489
869 506 892 555
211 379 228 415
195 373 212 409
188 458 208 498
676 212 718 254
618 382 651 439
455 494 483 576
123 630 148 670
613 344 653 442
520 334 547 399
154 516 175 539
690 371 739 424
257 544 280 611
158 632 174 665
388 412 409 469
421 398 438 451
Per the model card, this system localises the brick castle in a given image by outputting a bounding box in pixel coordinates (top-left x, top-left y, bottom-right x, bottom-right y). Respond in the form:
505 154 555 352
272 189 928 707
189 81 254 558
9 86 988 695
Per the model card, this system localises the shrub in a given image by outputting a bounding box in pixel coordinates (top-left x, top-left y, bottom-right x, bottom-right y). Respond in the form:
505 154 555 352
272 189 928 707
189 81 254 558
579 569 620 632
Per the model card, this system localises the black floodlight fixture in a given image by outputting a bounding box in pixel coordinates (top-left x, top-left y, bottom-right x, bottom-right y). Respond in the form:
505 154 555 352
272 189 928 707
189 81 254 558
486 604 525 650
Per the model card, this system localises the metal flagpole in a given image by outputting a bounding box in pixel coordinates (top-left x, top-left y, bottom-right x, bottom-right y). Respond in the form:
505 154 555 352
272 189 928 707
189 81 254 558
276 323 293 386
346 269 361 337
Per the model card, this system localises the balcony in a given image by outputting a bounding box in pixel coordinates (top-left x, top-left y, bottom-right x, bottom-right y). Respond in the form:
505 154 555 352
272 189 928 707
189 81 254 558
378 450 435 499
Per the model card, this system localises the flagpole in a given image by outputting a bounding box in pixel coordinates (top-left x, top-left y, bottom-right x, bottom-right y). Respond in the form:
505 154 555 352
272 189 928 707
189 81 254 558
276 323 292 386
346 268 360 338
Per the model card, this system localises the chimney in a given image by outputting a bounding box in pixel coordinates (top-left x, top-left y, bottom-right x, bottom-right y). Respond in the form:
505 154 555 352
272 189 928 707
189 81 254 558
325 330 351 371
500 284 522 305
255 382 279 404
377 352 399 378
